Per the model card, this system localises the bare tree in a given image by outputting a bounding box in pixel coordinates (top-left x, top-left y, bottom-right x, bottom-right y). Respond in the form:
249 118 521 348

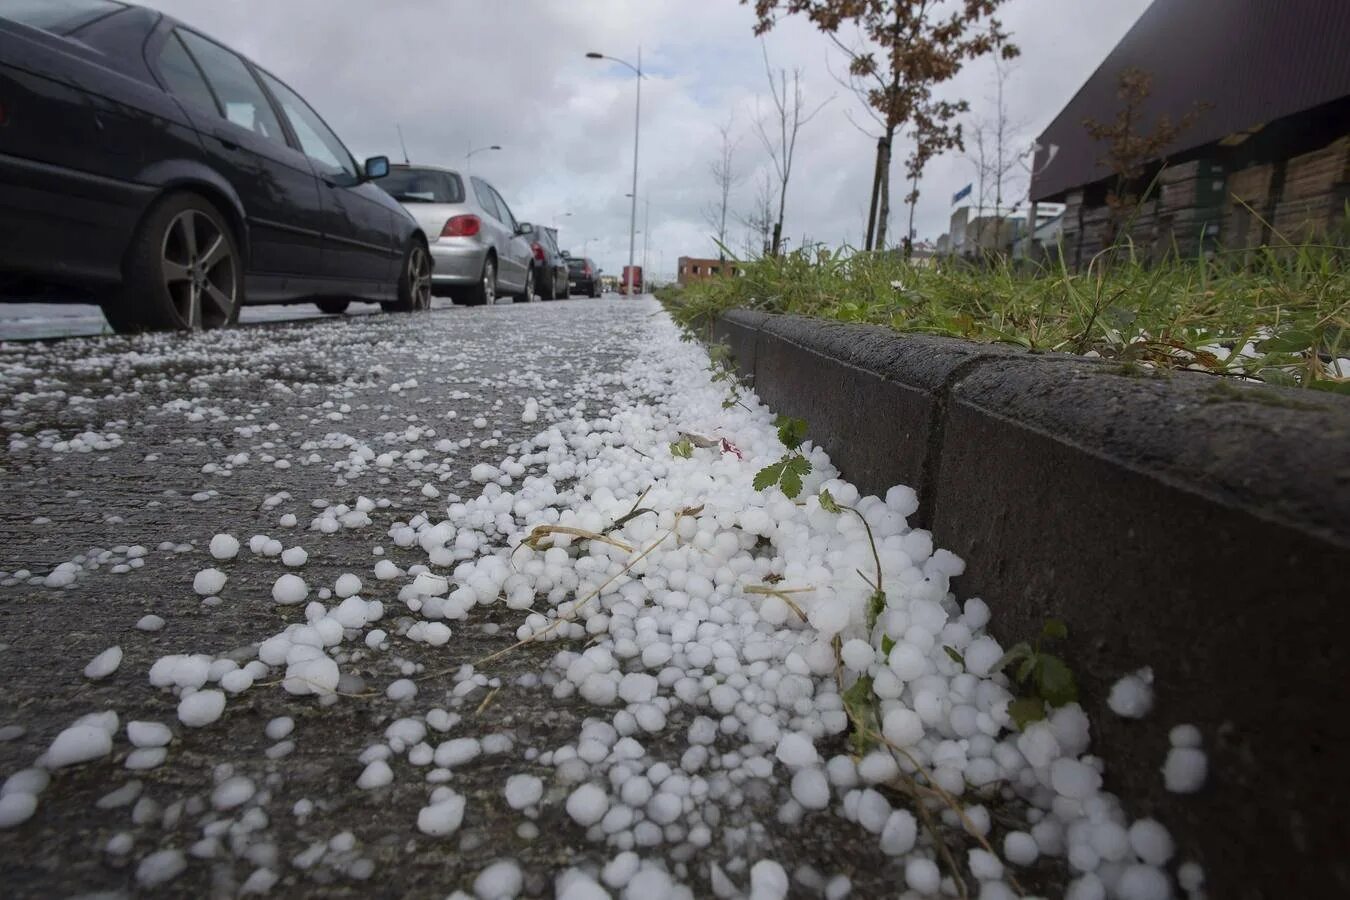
1084 67 1208 239
736 168 776 257
702 115 742 259
965 58 1025 250
753 43 830 256
747 0 1017 254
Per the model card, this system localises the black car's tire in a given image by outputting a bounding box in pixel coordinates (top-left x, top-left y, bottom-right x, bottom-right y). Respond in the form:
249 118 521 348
315 298 350 315
381 239 432 313
512 266 534 303
561 278 571 299
590 285 599 298
462 255 495 306
104 192 242 334
539 266 556 301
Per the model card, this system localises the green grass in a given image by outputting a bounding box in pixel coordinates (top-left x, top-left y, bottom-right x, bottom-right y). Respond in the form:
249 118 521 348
659 238 1350 393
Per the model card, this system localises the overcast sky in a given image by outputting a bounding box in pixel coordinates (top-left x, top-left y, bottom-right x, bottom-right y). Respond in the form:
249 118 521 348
141 0 1152 279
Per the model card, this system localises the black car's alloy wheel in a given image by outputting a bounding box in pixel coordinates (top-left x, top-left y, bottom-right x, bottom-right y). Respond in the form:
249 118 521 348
161 208 237 329
105 193 242 334
383 240 432 312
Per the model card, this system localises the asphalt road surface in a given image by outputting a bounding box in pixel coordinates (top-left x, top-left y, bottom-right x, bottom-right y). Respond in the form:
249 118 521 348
0 297 902 899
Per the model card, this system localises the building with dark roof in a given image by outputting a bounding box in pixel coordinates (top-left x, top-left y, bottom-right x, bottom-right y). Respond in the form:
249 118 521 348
1028 0 1350 265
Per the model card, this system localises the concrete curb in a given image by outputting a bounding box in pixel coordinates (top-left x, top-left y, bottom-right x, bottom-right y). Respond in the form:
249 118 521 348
713 309 1350 898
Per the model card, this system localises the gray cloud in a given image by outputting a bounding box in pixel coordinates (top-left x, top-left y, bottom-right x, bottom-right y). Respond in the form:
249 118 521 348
141 0 1150 278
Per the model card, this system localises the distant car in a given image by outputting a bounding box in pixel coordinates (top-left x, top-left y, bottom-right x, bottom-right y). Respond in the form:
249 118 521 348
567 257 600 298
620 266 644 295
530 226 569 300
0 0 431 331
377 165 533 305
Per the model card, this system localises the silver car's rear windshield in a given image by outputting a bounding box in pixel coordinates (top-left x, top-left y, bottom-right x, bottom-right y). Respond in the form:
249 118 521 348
377 168 465 204
0 0 126 34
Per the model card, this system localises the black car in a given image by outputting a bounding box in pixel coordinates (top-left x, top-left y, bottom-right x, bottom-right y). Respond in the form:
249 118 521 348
0 0 431 332
531 226 569 301
566 256 600 298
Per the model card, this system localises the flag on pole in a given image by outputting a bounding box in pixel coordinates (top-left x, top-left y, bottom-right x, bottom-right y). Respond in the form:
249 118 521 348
952 183 973 205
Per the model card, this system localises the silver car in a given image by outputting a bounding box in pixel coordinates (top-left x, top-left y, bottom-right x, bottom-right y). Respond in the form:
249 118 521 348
377 165 534 305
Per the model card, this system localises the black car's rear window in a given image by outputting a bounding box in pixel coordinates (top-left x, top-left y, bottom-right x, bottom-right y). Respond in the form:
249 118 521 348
567 259 587 272
0 0 125 34
378 168 465 204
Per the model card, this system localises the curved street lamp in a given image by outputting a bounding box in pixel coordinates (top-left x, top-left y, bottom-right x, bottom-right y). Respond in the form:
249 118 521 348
465 144 501 173
587 49 642 296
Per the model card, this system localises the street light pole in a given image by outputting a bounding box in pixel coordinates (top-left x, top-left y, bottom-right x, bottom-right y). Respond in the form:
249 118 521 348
642 196 650 277
587 48 641 297
465 144 501 174
583 237 599 257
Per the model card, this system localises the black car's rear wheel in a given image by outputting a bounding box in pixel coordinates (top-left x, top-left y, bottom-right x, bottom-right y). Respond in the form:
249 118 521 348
382 239 432 313
315 298 350 315
106 193 241 334
539 266 556 301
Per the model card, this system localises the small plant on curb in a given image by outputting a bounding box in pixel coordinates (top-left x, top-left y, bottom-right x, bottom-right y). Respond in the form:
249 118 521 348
753 416 812 498
991 619 1079 729
707 342 754 411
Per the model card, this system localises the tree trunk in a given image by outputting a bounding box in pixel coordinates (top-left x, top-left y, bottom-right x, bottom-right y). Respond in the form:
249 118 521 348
875 143 892 251
906 172 918 253
864 135 888 252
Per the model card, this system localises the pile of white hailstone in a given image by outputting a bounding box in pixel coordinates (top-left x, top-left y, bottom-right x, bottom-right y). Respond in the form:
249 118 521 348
382 321 1205 898
8 309 1207 898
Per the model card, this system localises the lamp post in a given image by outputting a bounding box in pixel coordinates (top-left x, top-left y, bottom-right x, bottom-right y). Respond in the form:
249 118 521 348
587 48 641 297
627 192 652 281
465 144 501 173
582 237 599 257
553 211 573 229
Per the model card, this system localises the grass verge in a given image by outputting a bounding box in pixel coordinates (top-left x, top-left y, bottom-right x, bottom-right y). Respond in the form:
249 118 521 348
658 238 1350 393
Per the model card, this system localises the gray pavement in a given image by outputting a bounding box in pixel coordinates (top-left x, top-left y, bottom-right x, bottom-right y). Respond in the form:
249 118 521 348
0 297 902 899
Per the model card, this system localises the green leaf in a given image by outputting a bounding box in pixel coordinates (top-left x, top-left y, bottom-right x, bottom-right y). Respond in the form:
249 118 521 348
842 675 878 754
989 641 1032 676
866 590 887 631
1035 653 1079 707
779 454 811 498
1307 378 1350 395
1258 329 1315 354
1008 696 1046 730
1041 618 1068 641
774 415 809 450
1016 655 1037 684
817 488 841 514
753 460 785 492
942 645 965 667
881 635 896 656
669 437 693 459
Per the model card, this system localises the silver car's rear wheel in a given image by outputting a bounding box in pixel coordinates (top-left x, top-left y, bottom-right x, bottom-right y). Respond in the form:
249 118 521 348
513 266 534 303
461 256 495 306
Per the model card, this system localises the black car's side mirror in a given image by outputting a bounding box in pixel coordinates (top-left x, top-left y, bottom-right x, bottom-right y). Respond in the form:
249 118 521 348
364 156 390 180
515 222 534 236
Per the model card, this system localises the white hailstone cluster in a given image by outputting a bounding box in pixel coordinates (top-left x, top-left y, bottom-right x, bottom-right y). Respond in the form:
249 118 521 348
0 305 1205 897
311 319 1193 898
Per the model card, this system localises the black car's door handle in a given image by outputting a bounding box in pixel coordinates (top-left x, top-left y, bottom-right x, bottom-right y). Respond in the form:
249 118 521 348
214 134 240 151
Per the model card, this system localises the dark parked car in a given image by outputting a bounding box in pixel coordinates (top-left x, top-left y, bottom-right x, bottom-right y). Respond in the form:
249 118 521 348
566 256 600 298
531 226 569 300
0 0 431 331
